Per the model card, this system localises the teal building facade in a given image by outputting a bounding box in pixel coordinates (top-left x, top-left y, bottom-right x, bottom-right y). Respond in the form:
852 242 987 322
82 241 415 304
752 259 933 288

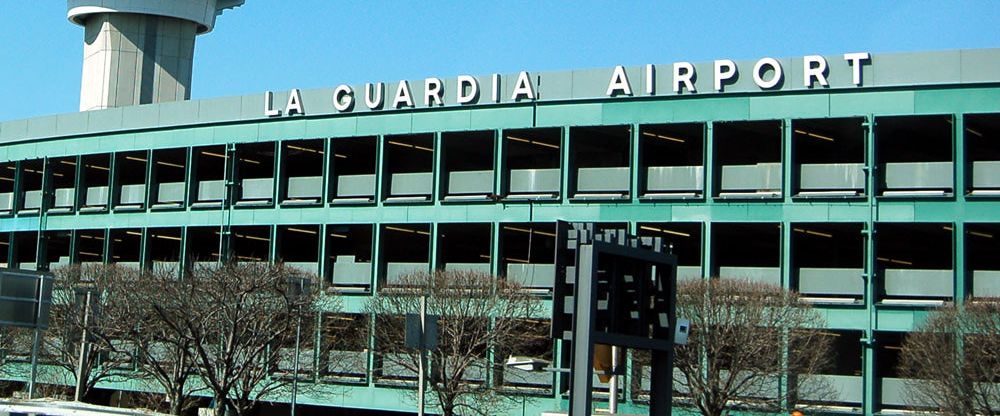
1 48 1000 414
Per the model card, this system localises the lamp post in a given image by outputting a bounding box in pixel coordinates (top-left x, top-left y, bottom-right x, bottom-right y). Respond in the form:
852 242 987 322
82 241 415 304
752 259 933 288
288 276 312 416
74 287 97 402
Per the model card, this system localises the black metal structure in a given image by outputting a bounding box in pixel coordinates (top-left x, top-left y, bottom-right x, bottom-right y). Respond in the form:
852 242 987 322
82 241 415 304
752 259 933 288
554 221 678 416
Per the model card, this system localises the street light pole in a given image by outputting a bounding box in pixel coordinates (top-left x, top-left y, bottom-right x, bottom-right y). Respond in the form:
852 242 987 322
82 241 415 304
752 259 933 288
74 290 92 402
417 294 427 416
290 305 301 416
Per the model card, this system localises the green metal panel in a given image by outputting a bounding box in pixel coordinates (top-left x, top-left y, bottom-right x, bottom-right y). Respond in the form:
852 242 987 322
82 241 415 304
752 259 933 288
535 103 602 127
673 96 750 122
411 109 472 132
469 106 534 130
356 113 412 136
830 90 915 116
749 94 830 119
600 101 674 125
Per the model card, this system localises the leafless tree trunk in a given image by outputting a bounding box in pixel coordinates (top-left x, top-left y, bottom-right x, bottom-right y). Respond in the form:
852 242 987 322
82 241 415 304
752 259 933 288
899 300 1000 415
672 279 833 416
366 270 542 416
149 262 323 416
40 265 136 402
100 268 204 414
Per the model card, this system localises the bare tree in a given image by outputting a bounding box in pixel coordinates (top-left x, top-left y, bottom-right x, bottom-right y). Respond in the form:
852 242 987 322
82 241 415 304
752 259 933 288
100 268 205 415
38 265 135 402
898 299 1000 415
149 262 321 416
366 270 542 416
673 279 833 416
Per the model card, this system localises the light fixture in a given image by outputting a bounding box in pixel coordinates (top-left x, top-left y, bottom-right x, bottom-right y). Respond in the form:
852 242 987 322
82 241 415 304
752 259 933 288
239 158 260 165
506 135 560 150
792 227 833 238
60 160 77 166
502 225 556 237
387 140 433 152
794 129 835 142
639 225 691 237
334 153 348 159
385 225 430 236
287 227 317 235
202 151 227 159
968 230 994 239
126 231 142 236
287 144 324 154
126 156 148 163
329 232 348 239
153 234 182 241
876 256 913 266
236 233 270 242
0 177 13 182
966 127 984 138
86 164 110 171
642 131 686 143
157 160 185 169
504 257 530 264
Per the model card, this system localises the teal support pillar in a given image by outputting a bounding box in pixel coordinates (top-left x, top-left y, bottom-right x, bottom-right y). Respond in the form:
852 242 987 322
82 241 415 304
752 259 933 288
429 222 439 272
783 118 794 203
630 123 640 203
781 220 793 290
494 130 506 199
374 136 386 206
490 222 501 278
144 149 154 209
318 224 329 286
371 223 383 290
862 114 878 415
560 127 571 203
953 114 967 304
702 221 713 279
953 221 966 304
954 114 966 200
704 123 715 201
322 139 333 204
178 226 189 276
273 141 285 206
432 132 444 204
269 225 279 263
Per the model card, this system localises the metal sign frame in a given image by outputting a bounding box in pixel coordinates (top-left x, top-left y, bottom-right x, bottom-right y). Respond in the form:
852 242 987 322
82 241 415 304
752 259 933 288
555 222 678 416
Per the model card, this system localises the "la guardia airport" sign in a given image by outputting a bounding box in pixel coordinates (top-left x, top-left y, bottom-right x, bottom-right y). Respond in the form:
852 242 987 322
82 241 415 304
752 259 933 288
263 52 871 117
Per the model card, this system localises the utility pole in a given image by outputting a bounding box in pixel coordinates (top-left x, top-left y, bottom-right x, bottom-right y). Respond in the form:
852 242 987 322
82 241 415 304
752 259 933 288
418 294 427 416
74 290 93 402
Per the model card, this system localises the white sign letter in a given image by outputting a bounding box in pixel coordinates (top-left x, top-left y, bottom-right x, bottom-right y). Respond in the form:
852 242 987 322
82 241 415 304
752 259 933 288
365 83 384 109
606 65 633 96
752 57 783 89
844 52 870 86
263 91 281 117
285 88 304 115
714 59 737 91
673 62 696 93
392 81 414 108
511 71 536 101
645 64 655 95
424 77 443 107
803 55 829 88
333 85 354 112
457 75 479 104
491 74 501 103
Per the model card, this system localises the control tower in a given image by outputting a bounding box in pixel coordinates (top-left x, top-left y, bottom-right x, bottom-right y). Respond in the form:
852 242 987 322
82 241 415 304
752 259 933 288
67 0 245 111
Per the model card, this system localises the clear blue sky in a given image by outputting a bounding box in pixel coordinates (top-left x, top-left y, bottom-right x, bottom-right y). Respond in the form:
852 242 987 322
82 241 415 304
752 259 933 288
2 1 998 121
